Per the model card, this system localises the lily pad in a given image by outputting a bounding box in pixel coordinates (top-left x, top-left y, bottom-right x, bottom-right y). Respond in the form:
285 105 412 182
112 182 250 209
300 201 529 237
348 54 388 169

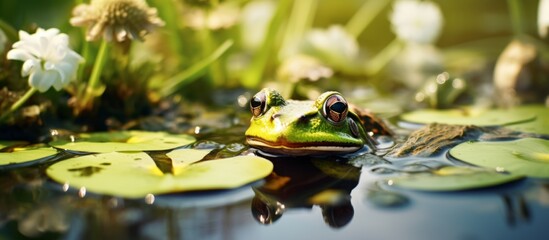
504 105 549 135
50 131 196 153
0 145 58 167
46 150 273 198
450 138 549 178
387 166 523 191
400 107 536 126
0 141 27 150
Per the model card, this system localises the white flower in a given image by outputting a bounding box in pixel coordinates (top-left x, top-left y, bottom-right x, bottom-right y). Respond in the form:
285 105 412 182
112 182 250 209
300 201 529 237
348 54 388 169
300 25 360 73
539 0 549 38
390 0 443 44
70 0 165 42
6 28 83 92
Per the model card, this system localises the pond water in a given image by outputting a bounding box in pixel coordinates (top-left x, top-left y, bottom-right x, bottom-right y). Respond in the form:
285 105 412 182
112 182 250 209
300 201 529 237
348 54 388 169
1 124 548 240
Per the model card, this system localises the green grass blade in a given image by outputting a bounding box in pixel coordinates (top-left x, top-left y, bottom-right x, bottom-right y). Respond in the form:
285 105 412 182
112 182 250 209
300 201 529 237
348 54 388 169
159 39 234 97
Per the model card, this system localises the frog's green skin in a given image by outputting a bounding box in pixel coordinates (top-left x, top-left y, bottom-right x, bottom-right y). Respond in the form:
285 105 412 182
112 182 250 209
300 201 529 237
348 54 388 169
245 88 380 156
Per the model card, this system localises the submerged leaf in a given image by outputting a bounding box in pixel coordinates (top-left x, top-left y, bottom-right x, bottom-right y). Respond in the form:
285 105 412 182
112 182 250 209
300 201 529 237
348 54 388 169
50 131 196 153
387 166 523 191
47 150 273 198
450 138 549 178
0 145 58 167
400 107 536 126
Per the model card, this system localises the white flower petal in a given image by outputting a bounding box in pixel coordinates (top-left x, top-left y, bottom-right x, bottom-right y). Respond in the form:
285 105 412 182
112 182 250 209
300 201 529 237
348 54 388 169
7 48 34 61
44 28 60 37
50 71 65 91
29 68 47 92
18 30 30 40
37 70 58 92
66 50 84 63
13 38 42 58
21 59 40 77
43 61 55 70
54 63 71 84
12 28 81 89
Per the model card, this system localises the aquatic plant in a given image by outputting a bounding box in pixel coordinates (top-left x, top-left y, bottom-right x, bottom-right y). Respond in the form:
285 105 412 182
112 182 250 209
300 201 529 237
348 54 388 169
390 0 443 45
70 0 165 42
539 0 549 38
1 28 83 122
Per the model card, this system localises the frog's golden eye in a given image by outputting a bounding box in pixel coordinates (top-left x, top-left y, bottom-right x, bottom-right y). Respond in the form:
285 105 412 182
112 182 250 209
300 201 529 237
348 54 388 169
323 94 348 124
250 91 267 117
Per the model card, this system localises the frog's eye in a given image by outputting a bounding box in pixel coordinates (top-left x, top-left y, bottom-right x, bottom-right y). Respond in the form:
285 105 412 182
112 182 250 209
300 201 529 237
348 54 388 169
323 94 348 124
250 91 267 117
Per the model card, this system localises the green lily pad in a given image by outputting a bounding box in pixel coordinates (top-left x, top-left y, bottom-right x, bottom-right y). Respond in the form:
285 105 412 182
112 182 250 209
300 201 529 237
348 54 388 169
0 145 58 167
387 166 523 191
504 105 549 135
50 131 196 153
0 141 27 150
450 138 549 178
400 107 536 126
46 150 273 198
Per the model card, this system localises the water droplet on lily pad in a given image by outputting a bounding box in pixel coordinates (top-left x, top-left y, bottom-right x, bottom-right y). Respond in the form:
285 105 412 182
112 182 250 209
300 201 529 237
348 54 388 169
400 106 537 127
47 150 273 198
386 166 523 191
450 138 549 178
0 144 58 168
50 131 196 153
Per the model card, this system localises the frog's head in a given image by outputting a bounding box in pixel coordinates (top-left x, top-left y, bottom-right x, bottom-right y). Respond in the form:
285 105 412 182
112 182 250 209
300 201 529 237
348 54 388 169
245 88 370 156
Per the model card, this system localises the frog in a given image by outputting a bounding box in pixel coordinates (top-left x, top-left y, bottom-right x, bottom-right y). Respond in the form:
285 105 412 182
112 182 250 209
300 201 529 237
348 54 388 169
245 88 393 156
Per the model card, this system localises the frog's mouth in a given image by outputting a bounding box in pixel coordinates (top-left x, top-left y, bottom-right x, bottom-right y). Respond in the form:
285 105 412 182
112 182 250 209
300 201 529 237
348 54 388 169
246 137 361 156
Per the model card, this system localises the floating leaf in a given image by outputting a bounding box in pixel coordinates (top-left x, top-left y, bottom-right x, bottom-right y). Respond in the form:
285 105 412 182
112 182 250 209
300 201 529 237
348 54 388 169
387 166 523 191
167 148 212 174
0 141 26 150
400 107 536 126
47 150 273 198
504 105 549 135
50 131 196 153
0 145 58 167
450 138 549 178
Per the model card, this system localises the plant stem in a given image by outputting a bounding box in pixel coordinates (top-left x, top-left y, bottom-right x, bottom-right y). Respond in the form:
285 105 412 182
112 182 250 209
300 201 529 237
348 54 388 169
0 18 18 42
346 0 391 38
507 0 524 36
200 11 225 87
0 87 37 123
241 0 292 89
159 39 233 97
77 39 90 84
279 0 317 59
150 0 184 65
365 38 403 76
80 39 109 109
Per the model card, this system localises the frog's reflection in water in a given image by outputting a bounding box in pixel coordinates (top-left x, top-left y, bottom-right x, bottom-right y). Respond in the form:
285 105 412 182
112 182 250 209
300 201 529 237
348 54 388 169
250 157 361 228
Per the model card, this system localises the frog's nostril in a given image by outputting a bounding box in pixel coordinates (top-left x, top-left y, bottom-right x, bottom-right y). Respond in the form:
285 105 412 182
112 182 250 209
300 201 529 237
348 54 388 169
271 113 281 120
